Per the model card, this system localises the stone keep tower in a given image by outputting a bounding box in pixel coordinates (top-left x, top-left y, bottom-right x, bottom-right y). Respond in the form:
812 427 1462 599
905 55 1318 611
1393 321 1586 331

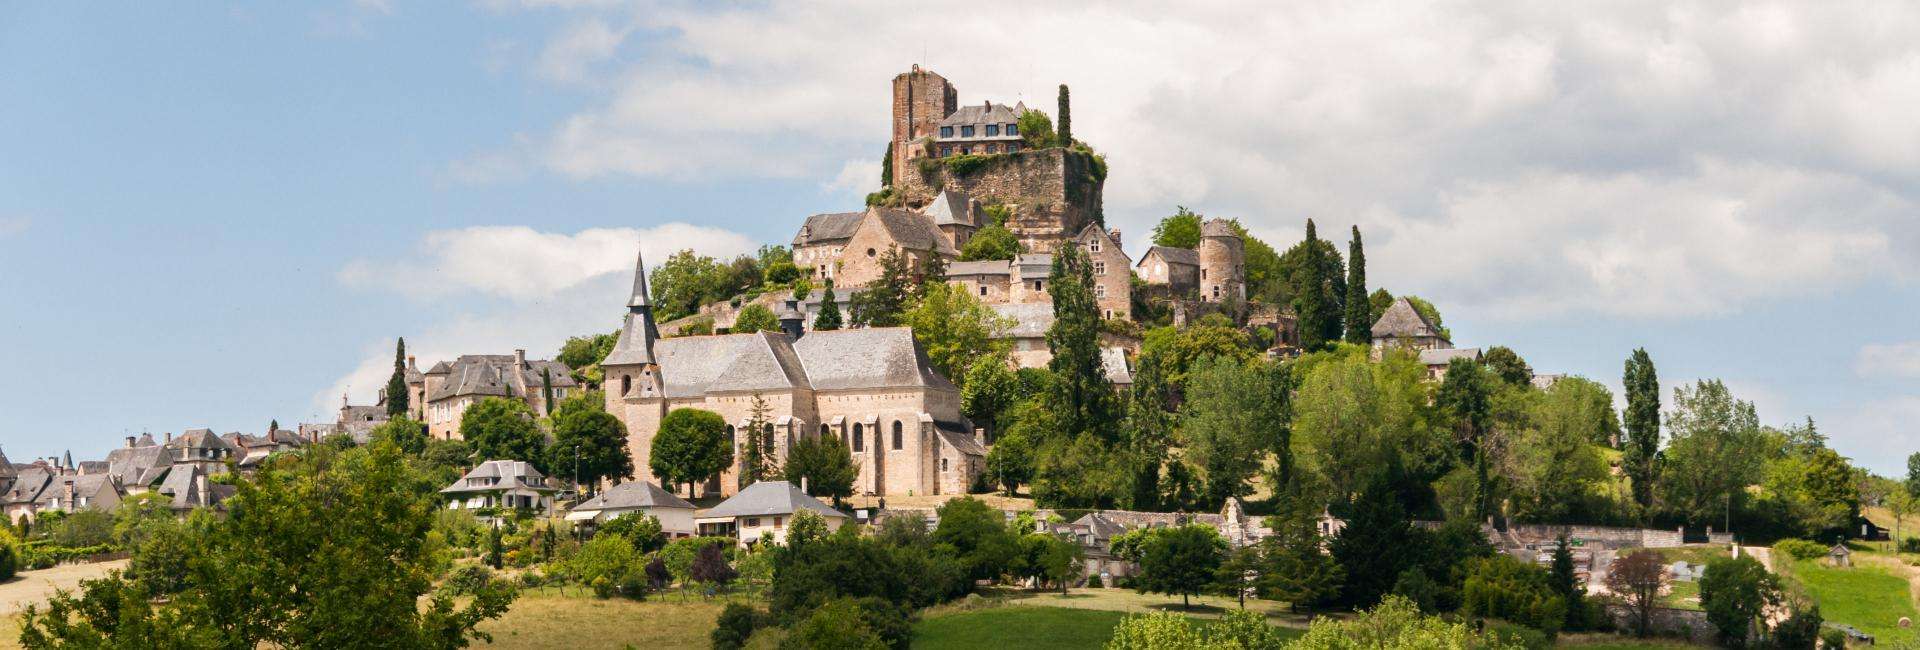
1197 218 1245 302
891 65 957 182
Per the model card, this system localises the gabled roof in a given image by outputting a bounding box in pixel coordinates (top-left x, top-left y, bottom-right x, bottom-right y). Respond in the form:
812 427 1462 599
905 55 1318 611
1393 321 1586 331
706 332 810 393
168 429 233 451
441 460 552 494
653 333 807 398
1015 254 1053 279
923 190 977 228
424 355 578 402
2 468 50 505
701 481 846 520
572 480 697 512
938 102 1024 133
792 212 865 247
1139 246 1199 268
866 208 958 257
1075 225 1132 263
936 425 987 458
1371 297 1444 340
791 327 956 392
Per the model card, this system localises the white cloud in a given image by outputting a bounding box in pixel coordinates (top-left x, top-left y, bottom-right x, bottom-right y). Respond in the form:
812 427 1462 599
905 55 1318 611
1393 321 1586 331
338 222 756 301
1856 342 1920 379
536 19 627 84
1830 396 1920 475
0 216 28 238
823 159 880 197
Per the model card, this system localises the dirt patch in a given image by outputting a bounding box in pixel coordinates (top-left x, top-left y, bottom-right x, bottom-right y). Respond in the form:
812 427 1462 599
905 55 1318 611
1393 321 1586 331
0 560 128 615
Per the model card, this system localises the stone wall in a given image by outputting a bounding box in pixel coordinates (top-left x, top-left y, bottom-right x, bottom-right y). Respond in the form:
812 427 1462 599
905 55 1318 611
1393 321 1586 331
1604 605 1716 644
899 148 1104 254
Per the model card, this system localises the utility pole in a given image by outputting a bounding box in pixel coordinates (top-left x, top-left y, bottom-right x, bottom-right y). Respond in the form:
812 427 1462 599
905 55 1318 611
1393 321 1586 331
574 444 581 498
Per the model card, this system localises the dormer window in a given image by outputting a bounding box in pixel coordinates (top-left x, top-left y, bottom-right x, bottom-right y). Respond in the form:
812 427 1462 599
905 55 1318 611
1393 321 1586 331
940 126 953 138
985 124 999 137
1007 124 1019 136
960 125 975 137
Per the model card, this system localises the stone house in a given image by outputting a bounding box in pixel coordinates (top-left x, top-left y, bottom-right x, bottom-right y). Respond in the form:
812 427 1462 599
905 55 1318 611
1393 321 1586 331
603 251 986 498
932 101 1026 158
1370 297 1480 380
41 474 122 516
1074 225 1133 319
791 211 863 282
923 189 980 252
830 207 958 290
947 260 1015 303
441 460 555 514
165 429 237 475
419 351 578 440
1137 246 1200 296
695 480 848 547
565 480 700 537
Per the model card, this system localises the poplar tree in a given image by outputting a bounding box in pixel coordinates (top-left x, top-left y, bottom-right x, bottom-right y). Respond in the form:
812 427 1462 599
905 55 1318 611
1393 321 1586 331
385 338 410 417
1343 226 1370 344
1622 348 1661 513
1056 84 1072 146
1044 245 1117 440
540 368 554 416
814 280 843 331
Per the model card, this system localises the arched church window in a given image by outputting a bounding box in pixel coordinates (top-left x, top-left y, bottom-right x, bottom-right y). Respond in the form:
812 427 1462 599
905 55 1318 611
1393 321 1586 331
852 423 864 452
891 421 903 450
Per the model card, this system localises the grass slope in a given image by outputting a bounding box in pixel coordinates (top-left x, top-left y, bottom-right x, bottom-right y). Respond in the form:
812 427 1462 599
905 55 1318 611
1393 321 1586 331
475 588 729 649
1781 557 1917 645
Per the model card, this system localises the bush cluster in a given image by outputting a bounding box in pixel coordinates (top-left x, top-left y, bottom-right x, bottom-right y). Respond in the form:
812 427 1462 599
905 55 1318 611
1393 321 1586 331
1773 538 1828 561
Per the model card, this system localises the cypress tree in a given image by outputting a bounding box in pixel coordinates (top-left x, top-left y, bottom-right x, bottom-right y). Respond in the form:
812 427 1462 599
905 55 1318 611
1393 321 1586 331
1056 84 1072 146
1343 226 1370 344
385 338 410 417
541 368 555 417
1293 221 1331 351
880 142 893 188
1046 245 1118 440
814 279 842 331
1622 348 1661 514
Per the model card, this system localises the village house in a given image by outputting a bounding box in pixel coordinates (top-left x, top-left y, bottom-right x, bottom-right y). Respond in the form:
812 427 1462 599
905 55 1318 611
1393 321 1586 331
791 206 958 289
932 101 1026 158
565 480 700 537
695 480 849 546
1370 297 1481 380
418 351 577 440
603 251 987 498
441 460 555 514
1136 218 1245 305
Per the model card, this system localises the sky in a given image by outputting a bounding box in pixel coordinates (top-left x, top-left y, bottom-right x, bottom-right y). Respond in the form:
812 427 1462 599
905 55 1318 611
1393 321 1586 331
2 2 1918 474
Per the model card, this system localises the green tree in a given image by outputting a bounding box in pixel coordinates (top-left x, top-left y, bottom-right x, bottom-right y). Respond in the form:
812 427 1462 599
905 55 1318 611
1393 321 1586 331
1330 474 1415 609
1044 245 1119 440
1151 206 1203 249
1282 220 1345 351
1760 445 1859 537
1436 358 1494 520
370 416 429 456
1549 533 1586 630
20 441 516 649
650 408 732 496
732 304 779 334
1699 555 1780 648
1016 532 1081 593
650 249 726 322
546 393 632 493
814 279 843 331
1122 354 1176 510
1259 485 1344 612
932 497 1018 583
1343 227 1369 344
1660 380 1766 527
540 368 555 416
1137 321 1256 390
1460 555 1567 635
1507 380 1612 523
1017 110 1055 149
1368 288 1395 324
906 282 1013 385
958 223 1022 261
1622 348 1661 513
1177 357 1274 508
1136 524 1226 609
781 599 887 650
984 429 1035 496
386 337 411 417
849 246 913 328
1291 347 1447 507
1056 84 1071 145
460 398 547 472
1906 452 1920 498
556 331 620 386
961 357 1020 442
784 434 857 506
1481 346 1532 387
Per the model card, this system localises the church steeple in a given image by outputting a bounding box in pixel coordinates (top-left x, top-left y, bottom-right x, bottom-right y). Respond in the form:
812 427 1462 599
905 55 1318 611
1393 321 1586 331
628 248 653 311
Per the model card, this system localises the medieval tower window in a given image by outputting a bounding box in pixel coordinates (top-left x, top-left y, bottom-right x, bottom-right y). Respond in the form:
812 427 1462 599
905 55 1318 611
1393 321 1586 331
853 424 864 452
892 421 904 450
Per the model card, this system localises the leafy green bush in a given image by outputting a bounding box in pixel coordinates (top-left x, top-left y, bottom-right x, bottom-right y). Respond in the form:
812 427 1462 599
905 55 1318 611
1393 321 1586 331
0 530 20 581
1461 555 1567 636
1106 610 1288 649
1899 537 1920 554
711 602 767 650
1775 538 1828 560
440 565 495 597
941 154 1006 177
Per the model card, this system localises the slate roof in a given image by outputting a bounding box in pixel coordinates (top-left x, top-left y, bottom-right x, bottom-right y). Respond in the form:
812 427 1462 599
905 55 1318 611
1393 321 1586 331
154 465 219 510
935 426 987 458
572 481 697 512
868 208 958 256
701 481 847 519
77 461 108 476
1201 218 1238 238
1371 298 1445 340
948 260 1021 278
604 312 658 367
1072 512 1132 541
791 211 865 247
1015 254 1053 279
424 355 577 402
168 429 234 451
442 460 552 494
1102 347 1134 385
937 102 1025 141
1419 348 1483 367
1140 246 1199 268
0 449 14 480
791 328 956 392
338 405 387 424
2 468 51 505
52 474 118 503
923 190 977 228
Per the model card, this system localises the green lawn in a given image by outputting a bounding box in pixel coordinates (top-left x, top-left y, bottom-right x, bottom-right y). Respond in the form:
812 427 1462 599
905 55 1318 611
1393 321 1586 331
1781 557 1917 645
914 605 1305 650
475 587 733 649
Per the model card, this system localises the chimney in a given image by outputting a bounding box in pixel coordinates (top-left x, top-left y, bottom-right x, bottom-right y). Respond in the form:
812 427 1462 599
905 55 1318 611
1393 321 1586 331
514 349 527 368
1109 228 1122 248
800 476 809 494
165 431 173 444
126 436 136 449
407 355 417 371
64 479 75 509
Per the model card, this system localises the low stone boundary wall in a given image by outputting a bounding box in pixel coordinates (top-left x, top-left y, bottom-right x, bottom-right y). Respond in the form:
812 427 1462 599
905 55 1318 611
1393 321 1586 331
1604 604 1715 644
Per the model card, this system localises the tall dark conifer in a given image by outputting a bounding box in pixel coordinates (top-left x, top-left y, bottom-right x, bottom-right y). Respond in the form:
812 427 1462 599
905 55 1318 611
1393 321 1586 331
1056 84 1072 146
1293 221 1331 351
1622 348 1661 513
385 338 409 417
814 280 842 331
1343 226 1370 344
1046 245 1118 440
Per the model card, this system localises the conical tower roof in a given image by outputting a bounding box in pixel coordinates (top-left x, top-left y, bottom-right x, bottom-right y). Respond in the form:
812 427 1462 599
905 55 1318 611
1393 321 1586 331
628 248 652 309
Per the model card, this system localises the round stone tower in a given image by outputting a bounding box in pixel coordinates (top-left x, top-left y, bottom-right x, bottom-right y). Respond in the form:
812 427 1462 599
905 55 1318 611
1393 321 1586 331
1197 218 1244 302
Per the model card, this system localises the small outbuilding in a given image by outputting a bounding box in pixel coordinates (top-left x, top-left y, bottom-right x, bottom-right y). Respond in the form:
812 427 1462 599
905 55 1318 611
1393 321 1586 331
1828 543 1852 568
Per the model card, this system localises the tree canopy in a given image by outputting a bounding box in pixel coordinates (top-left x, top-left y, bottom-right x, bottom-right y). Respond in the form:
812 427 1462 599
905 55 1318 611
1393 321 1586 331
459 397 547 473
650 408 733 495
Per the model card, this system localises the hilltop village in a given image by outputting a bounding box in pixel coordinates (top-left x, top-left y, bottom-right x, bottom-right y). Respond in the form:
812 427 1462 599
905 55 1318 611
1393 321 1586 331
12 67 1893 649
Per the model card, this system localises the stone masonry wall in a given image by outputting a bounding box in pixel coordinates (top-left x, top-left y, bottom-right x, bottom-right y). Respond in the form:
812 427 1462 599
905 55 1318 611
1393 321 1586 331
900 148 1104 254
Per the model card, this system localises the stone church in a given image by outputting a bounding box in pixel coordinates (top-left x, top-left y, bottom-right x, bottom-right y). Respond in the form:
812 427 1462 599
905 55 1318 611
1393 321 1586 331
602 249 986 498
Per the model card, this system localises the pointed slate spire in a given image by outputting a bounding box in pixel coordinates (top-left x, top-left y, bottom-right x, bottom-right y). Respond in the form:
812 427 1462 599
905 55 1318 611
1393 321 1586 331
628 248 653 311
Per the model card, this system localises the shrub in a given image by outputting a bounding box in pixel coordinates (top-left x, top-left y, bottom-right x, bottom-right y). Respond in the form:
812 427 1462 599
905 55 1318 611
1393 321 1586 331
0 530 20 581
1085 574 1102 588
1899 537 1920 554
1461 555 1567 636
441 565 495 597
1106 610 1288 649
1774 539 1828 561
711 603 766 650
781 598 888 650
1770 605 1821 650
1820 627 1847 650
